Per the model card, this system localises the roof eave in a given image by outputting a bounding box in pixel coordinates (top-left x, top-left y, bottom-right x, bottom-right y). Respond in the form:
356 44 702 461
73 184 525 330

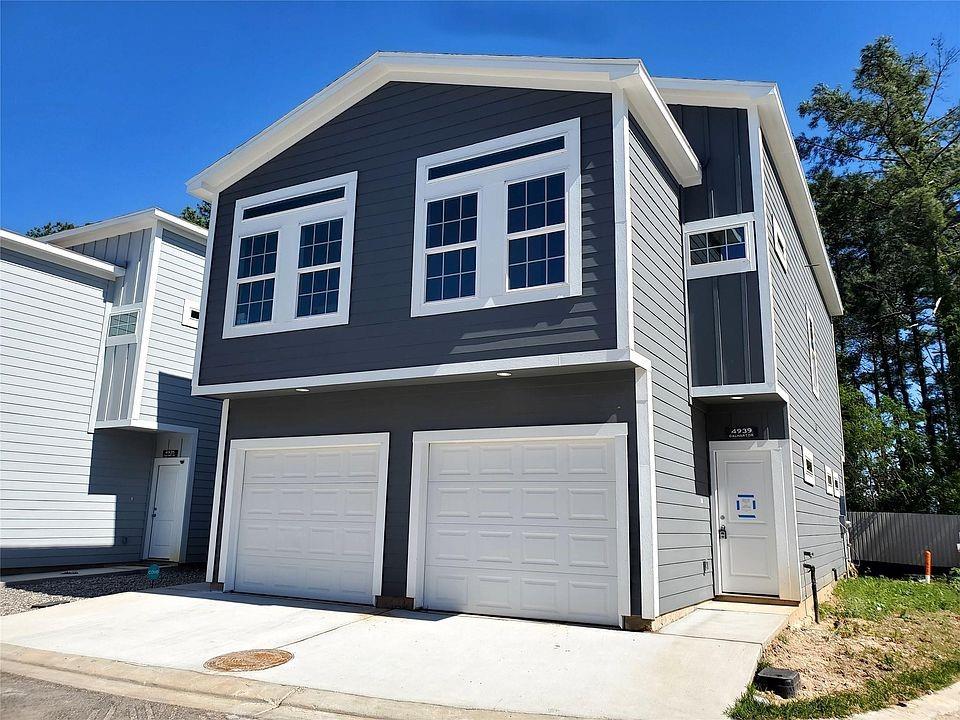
42 208 208 248
0 229 125 279
186 52 701 199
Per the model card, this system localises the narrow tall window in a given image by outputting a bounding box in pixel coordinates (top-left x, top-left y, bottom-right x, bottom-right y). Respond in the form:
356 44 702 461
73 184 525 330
807 310 820 398
507 173 566 290
424 193 477 302
234 232 277 326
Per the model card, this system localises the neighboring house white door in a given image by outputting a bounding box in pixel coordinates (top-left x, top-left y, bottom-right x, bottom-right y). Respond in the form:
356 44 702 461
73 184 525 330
230 438 388 605
146 459 189 560
420 436 622 626
715 448 780 596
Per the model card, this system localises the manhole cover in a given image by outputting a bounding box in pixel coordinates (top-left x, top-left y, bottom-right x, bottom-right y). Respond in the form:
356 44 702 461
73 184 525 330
203 649 293 672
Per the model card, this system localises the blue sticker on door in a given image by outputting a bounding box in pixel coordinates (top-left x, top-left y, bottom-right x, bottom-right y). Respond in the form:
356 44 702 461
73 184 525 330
736 493 757 519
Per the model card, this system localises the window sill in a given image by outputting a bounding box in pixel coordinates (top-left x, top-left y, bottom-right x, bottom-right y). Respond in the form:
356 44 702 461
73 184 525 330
410 281 580 317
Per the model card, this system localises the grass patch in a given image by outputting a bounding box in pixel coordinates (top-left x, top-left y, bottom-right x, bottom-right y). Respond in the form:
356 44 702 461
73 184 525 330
730 658 960 719
728 576 960 719
829 576 960 621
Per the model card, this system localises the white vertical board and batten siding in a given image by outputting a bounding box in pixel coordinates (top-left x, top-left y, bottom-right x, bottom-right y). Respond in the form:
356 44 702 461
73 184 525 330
628 117 713 614
74 229 153 423
138 229 223 561
763 145 846 593
0 249 156 566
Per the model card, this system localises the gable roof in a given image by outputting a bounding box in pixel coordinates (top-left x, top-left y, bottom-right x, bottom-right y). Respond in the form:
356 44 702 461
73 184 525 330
41 208 207 249
186 52 702 200
653 77 843 317
0 228 125 279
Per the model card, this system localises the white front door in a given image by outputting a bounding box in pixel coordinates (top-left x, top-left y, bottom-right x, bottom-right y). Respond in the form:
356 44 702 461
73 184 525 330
232 441 386 604
421 436 622 626
147 460 188 560
715 448 779 596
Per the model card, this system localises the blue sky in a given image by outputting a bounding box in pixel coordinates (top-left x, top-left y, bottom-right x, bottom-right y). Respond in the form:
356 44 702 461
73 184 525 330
2 1 957 234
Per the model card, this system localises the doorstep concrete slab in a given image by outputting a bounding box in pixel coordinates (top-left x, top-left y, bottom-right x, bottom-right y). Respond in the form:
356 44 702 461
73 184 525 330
659 607 788 645
0 584 763 720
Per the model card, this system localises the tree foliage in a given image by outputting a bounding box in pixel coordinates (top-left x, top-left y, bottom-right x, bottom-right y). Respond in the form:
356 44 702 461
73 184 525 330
798 36 960 512
25 221 76 238
180 201 210 229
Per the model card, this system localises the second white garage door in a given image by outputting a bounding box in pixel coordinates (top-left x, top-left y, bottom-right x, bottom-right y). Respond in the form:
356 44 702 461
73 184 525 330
230 436 388 605
420 434 625 626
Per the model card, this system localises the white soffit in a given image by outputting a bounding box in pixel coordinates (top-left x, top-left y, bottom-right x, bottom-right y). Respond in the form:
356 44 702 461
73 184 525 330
0 228 124 279
654 77 843 317
186 51 702 200
41 208 208 249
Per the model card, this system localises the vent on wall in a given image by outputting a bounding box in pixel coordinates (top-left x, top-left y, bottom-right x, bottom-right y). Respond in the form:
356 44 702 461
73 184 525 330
182 299 201 329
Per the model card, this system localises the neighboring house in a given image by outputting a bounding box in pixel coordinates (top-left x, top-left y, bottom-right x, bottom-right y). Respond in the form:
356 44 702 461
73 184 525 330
187 53 846 628
0 210 222 570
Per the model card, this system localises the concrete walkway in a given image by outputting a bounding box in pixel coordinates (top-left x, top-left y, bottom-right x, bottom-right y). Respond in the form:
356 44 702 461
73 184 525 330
851 682 960 720
0 584 785 720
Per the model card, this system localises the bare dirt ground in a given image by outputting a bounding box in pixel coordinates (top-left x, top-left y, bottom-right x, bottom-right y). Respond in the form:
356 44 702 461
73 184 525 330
761 609 960 700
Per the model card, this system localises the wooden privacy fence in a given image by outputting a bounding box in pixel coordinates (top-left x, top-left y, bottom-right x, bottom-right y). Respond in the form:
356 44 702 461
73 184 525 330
849 511 960 569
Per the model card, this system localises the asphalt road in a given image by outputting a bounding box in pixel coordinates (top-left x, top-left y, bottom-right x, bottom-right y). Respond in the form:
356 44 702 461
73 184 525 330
0 672 246 720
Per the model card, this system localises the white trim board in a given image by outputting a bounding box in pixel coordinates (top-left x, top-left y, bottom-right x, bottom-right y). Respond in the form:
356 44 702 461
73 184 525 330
0 229 125 279
193 348 640 397
404 423 632 628
187 52 701 200
41 208 207 249
635 367 659 619
205 398 230 583
708 439 800 602
215 432 390 603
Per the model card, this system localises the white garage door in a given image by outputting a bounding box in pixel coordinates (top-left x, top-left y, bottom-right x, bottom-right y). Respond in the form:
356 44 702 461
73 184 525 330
422 437 622 625
233 441 384 604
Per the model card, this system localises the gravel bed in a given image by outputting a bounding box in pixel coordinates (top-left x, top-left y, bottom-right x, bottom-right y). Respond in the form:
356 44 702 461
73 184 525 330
1 566 205 616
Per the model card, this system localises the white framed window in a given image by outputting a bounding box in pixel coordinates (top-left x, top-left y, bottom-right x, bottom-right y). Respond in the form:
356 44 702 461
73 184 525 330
181 298 200 329
802 446 816 486
105 307 141 346
807 309 821 398
683 212 756 280
411 119 582 317
223 172 357 339
825 465 835 496
769 213 788 270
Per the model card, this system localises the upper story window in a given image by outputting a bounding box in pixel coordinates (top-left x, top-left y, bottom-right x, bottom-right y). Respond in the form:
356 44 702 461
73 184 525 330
106 310 139 345
223 173 357 339
411 119 582 317
683 212 756 280
807 309 821 398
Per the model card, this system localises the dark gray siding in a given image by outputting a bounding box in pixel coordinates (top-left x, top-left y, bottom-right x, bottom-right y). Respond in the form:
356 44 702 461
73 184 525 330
701 401 788 441
218 370 643 610
688 272 765 386
669 105 753 223
628 117 713 614
200 83 618 387
764 145 846 595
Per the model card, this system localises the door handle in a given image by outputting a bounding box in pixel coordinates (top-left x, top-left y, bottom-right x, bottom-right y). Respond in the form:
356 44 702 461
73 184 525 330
718 525 727 540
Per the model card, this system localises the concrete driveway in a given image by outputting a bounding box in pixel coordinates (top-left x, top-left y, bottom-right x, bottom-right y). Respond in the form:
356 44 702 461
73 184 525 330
0 583 766 720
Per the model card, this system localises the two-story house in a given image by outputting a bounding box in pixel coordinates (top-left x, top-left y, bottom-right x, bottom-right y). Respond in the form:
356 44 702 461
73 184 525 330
187 53 846 628
0 210 222 570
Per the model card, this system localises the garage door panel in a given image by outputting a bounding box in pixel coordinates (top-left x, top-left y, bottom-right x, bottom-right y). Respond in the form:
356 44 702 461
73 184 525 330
425 523 618 576
426 481 617 527
429 441 615 482
234 442 383 605
425 567 618 625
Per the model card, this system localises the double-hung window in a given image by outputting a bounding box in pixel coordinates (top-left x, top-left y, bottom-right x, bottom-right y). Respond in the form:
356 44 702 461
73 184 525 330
411 119 582 317
683 212 756 280
224 172 357 339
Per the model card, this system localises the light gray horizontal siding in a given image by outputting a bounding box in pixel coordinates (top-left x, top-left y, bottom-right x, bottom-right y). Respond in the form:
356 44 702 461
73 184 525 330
628 117 714 614
200 82 617 387
139 230 222 562
764 144 847 595
0 250 155 568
